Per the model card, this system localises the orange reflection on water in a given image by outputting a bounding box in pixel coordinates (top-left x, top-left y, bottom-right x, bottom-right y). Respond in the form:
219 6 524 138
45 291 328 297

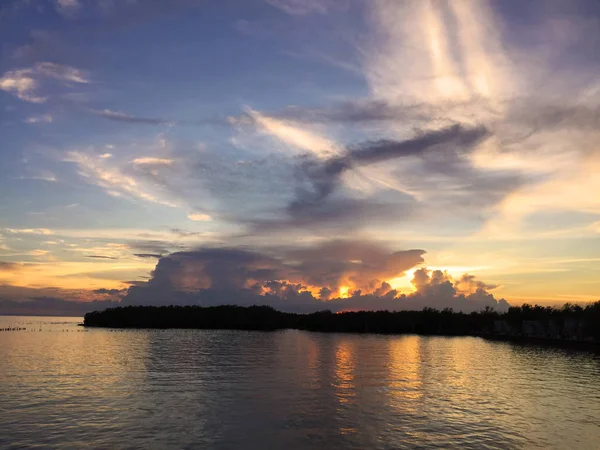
334 340 356 405
333 339 358 437
387 336 424 411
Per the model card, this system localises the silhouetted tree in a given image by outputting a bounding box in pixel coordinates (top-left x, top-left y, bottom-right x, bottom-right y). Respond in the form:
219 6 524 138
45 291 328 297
84 301 600 344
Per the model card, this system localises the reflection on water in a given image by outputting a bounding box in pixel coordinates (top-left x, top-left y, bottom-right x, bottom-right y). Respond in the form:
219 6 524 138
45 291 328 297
1 316 600 449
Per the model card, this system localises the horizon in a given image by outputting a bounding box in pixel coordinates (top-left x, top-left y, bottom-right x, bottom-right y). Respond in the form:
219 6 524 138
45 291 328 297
1 0 599 316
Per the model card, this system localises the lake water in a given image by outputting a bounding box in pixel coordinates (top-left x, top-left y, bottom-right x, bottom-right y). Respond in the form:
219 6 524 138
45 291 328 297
1 316 599 449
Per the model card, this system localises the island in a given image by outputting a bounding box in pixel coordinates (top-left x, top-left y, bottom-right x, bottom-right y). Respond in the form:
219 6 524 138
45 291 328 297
84 303 600 345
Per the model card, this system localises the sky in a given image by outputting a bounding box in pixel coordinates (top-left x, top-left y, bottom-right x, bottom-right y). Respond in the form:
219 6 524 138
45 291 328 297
1 0 599 315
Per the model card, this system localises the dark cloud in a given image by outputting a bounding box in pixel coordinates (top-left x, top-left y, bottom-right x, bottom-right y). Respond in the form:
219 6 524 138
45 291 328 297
122 280 147 287
90 109 173 125
271 99 421 124
256 98 600 134
85 255 118 260
0 261 22 271
127 240 185 255
92 288 125 295
396 149 526 213
286 124 490 220
121 240 424 306
349 124 490 164
246 98 488 126
502 101 600 145
206 99 590 232
251 194 416 233
89 109 227 127
283 240 424 291
133 253 163 259
118 242 509 313
169 229 206 238
142 247 287 292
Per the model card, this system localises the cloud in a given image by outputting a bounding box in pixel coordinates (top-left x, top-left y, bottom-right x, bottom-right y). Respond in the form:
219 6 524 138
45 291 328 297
132 157 174 166
263 0 342 15
253 194 416 233
25 114 53 124
284 240 425 292
208 113 516 233
243 107 340 157
0 69 45 103
0 62 88 103
64 150 179 207
55 0 80 16
348 123 490 165
85 255 118 260
322 268 510 314
258 99 441 125
92 288 125 295
3 228 54 235
19 171 58 182
188 212 212 221
133 253 163 259
401 268 510 312
364 0 512 103
0 261 25 272
287 124 491 218
34 62 88 83
126 240 423 296
91 109 174 125
127 240 184 255
504 100 600 133
119 241 508 313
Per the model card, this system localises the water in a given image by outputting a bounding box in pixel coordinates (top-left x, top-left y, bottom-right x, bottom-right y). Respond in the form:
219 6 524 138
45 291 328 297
1 316 599 449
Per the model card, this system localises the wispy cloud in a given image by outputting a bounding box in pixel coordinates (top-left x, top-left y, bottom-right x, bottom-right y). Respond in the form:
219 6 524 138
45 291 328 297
19 170 58 182
241 107 340 158
25 114 53 124
0 62 89 103
364 0 512 104
34 62 88 84
259 124 493 229
0 69 45 103
0 261 27 272
90 109 174 125
188 212 212 222
55 0 81 16
132 157 174 166
3 228 54 235
64 150 179 207
263 0 343 15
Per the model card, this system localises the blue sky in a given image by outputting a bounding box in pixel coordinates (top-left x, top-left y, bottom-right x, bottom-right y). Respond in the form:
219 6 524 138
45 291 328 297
1 0 599 314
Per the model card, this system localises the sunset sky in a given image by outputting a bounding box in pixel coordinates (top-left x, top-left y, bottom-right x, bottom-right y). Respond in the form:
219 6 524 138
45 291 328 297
1 0 599 315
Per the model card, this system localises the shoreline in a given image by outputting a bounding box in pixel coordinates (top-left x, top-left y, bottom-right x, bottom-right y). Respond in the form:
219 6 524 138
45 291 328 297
83 304 600 350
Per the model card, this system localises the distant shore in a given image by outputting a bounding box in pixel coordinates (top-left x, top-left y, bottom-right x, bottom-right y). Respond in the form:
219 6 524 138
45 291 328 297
84 304 600 346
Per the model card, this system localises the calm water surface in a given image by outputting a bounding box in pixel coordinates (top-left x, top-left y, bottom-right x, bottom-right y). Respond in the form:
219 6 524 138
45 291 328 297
1 316 599 449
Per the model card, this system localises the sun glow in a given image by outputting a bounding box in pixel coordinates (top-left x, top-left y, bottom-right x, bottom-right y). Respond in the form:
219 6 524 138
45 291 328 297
339 286 351 299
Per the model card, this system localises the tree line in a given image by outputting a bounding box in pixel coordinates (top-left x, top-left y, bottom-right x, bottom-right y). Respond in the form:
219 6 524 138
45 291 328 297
84 302 600 342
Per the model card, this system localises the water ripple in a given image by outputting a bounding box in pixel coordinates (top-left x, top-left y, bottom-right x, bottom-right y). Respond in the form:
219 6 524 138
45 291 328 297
1 317 600 449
